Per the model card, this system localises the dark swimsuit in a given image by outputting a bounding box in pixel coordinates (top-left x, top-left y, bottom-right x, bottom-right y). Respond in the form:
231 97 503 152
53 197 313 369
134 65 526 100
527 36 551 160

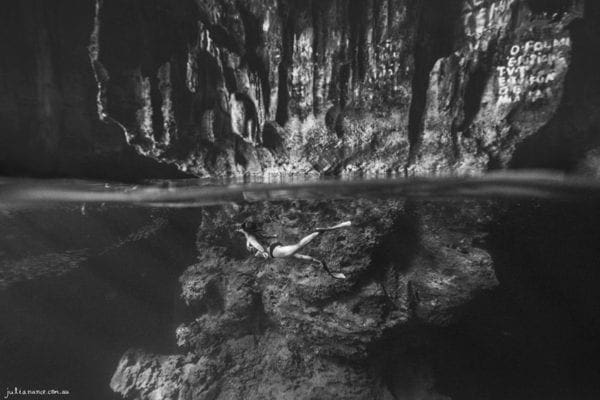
268 242 282 258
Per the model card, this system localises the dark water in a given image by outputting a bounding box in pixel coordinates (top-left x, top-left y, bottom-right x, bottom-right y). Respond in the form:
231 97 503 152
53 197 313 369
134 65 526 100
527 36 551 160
1 172 600 400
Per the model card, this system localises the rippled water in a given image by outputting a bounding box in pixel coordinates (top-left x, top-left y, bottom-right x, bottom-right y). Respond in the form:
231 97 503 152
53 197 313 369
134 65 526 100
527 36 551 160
2 171 600 209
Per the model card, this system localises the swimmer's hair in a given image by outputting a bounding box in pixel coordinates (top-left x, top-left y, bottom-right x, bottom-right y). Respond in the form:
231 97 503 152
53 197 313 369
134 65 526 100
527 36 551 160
239 218 272 240
240 218 262 233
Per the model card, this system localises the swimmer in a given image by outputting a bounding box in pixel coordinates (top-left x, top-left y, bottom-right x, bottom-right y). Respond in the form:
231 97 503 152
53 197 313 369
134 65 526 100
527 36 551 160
235 220 351 279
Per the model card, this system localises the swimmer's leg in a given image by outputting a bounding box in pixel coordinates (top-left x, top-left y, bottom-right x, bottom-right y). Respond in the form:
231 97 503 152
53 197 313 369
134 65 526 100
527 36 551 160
293 253 346 280
272 222 351 258
315 220 352 232
271 232 321 257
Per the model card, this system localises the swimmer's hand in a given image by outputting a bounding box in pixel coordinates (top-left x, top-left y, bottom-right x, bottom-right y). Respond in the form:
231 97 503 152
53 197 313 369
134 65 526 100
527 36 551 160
255 250 269 259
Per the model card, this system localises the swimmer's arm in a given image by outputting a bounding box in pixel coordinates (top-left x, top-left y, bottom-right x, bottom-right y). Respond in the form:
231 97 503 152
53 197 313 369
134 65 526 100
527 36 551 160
246 234 268 257
255 250 269 259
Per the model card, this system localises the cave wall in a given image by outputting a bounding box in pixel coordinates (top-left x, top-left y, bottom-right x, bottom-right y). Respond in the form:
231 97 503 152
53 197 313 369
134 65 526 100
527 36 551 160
412 0 584 174
0 0 594 178
88 0 589 177
0 0 187 180
90 0 421 176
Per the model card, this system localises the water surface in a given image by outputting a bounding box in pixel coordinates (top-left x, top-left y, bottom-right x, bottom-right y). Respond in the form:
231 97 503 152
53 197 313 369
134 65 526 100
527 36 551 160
2 171 600 209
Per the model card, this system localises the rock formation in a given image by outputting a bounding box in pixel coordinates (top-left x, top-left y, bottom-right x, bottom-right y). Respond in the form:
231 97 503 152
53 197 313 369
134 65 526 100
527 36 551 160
110 199 498 399
3 0 595 179
0 0 189 181
86 0 593 177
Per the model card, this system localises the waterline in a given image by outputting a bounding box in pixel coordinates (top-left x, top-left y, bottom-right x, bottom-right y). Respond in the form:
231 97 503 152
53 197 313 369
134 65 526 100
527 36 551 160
1 171 600 209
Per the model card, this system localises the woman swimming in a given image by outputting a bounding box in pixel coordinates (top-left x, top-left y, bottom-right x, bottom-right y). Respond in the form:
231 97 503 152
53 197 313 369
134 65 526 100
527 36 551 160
235 220 351 280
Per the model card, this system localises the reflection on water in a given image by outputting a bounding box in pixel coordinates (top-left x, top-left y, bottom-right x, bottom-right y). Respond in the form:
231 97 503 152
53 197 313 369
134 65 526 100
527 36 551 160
1 171 600 209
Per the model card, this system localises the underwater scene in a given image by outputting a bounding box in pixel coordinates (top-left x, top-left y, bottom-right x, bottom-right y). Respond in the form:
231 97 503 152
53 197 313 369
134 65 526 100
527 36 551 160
2 0 600 399
2 175 600 399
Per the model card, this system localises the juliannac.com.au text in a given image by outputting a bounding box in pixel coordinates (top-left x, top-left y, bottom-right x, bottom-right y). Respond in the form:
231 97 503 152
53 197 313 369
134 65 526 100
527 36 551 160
4 387 70 398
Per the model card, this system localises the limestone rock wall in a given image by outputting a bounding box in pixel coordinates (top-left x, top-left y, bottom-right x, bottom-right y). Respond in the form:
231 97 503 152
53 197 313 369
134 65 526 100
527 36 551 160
1 0 596 178
90 0 420 176
88 0 591 177
412 0 585 174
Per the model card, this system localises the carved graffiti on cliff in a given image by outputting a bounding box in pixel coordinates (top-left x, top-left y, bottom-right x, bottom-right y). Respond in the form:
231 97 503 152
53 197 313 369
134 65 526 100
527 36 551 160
496 36 571 104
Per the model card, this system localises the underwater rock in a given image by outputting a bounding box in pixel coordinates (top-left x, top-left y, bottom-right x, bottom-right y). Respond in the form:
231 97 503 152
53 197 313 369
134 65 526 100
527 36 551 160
111 199 498 399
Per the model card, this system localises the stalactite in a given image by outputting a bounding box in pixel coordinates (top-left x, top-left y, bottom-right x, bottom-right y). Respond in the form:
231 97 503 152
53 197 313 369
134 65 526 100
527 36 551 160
78 0 586 178
158 62 177 146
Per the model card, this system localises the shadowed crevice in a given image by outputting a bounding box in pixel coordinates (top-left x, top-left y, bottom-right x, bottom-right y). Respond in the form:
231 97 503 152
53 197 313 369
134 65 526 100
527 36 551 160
407 0 463 165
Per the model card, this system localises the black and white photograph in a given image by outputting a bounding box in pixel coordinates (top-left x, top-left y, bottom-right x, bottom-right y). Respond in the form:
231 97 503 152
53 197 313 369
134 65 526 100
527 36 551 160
1 0 600 399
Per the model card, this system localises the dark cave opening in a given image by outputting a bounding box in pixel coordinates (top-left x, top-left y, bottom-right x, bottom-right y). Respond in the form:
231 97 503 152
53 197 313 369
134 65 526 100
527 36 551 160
0 0 190 182
0 207 200 399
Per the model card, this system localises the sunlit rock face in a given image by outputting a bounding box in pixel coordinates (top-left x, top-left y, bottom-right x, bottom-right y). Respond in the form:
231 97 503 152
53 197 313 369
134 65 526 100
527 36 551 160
110 199 498 399
0 0 597 179
91 0 416 176
88 0 592 177
412 0 583 174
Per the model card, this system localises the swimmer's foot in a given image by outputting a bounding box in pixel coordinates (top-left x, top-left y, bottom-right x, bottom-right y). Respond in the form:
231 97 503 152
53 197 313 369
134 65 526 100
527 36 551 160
315 221 352 232
330 272 347 280
320 260 347 280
